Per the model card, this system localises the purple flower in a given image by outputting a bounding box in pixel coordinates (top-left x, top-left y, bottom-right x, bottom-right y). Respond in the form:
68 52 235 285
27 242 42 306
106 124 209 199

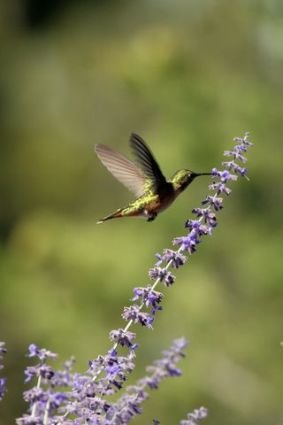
211 168 237 183
201 195 223 211
23 387 47 404
173 232 199 254
156 249 187 268
180 406 208 425
106 396 143 423
208 181 231 195
0 377 6 401
192 207 217 227
71 372 95 398
88 350 136 393
0 342 7 401
234 134 253 146
24 364 54 383
48 391 68 409
27 344 57 361
149 267 176 286
132 287 163 309
222 160 248 177
122 305 154 327
185 219 212 236
109 329 137 350
224 148 247 162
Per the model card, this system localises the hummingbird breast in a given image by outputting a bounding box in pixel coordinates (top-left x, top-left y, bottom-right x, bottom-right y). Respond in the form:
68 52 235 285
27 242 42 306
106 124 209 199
144 182 176 214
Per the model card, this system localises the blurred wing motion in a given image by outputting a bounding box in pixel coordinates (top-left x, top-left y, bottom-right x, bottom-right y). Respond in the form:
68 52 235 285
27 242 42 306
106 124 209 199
95 144 146 197
130 133 167 192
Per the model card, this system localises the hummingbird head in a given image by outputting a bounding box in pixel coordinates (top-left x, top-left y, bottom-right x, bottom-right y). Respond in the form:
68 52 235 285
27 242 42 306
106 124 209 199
171 169 211 194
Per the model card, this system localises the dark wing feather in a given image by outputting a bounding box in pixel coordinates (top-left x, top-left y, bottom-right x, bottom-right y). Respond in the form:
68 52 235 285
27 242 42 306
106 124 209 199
130 133 167 193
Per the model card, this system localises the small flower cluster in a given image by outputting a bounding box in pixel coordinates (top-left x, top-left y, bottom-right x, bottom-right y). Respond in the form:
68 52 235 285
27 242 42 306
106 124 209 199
16 339 191 424
102 338 189 423
0 342 7 401
180 407 208 425
17 345 66 424
2 134 252 424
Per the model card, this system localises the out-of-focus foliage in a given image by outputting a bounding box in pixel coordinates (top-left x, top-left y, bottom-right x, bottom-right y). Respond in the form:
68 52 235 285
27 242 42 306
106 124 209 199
0 0 283 424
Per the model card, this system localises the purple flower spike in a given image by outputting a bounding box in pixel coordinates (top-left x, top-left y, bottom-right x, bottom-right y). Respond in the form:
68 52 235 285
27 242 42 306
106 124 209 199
0 377 6 401
0 342 7 401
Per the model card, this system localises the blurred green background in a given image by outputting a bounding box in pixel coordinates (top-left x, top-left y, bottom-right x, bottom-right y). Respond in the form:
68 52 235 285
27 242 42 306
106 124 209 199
0 0 283 424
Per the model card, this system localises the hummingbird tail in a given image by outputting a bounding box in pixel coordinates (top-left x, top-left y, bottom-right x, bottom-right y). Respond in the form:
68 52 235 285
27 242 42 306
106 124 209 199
96 209 123 224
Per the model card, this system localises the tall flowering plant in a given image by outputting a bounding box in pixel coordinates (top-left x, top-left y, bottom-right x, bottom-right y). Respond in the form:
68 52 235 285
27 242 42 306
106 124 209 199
1 134 252 424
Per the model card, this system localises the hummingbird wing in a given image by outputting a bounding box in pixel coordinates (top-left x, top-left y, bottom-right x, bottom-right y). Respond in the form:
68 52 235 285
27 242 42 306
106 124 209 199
95 144 146 197
130 133 167 193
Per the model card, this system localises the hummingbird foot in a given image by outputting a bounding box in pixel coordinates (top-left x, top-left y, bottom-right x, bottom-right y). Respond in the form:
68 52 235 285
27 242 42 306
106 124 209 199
146 212 157 222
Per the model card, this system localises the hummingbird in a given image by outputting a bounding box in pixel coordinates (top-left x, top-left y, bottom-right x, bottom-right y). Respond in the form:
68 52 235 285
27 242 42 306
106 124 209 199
95 133 211 223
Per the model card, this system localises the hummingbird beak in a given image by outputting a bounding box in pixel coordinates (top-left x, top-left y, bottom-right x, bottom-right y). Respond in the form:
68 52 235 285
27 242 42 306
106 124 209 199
192 172 212 178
